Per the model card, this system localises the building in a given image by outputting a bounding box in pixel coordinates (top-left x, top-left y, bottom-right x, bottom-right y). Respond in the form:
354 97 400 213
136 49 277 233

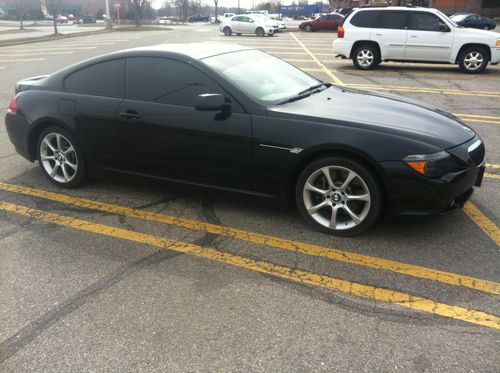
327 0 499 17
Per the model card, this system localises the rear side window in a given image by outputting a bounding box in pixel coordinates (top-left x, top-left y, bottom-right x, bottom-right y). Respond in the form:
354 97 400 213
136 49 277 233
377 11 407 29
126 57 223 107
349 10 381 27
64 59 125 97
409 12 443 31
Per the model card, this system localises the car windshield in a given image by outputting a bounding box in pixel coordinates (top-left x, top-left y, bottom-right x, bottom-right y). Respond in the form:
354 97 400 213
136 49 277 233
436 10 459 27
203 49 320 103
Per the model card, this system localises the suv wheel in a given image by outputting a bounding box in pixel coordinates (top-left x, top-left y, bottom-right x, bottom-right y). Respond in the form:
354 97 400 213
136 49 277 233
295 157 383 236
353 45 379 70
459 47 488 73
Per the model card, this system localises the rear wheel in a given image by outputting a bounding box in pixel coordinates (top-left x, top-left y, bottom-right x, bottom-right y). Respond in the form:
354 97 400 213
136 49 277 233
352 44 379 70
256 27 264 37
459 46 488 73
223 26 232 36
304 24 313 32
37 126 85 188
296 156 383 236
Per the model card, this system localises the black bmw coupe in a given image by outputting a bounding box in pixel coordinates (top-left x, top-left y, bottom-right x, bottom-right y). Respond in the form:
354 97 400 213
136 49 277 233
5 44 485 235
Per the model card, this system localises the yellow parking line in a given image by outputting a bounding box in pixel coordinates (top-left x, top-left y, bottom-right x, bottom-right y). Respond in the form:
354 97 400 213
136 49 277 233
290 32 344 86
485 173 500 180
334 70 500 81
463 202 500 246
454 114 500 120
457 118 500 124
487 163 500 170
345 84 500 98
0 200 498 330
0 182 498 295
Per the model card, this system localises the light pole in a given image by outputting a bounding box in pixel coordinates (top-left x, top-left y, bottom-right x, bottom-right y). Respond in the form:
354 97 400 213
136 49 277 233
105 0 110 17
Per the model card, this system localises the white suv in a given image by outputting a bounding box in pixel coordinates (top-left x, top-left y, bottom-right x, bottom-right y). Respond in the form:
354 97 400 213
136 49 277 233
332 6 500 73
220 15 276 37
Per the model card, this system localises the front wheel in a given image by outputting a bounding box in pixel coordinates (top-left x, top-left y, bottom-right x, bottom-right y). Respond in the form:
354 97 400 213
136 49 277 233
223 26 232 36
37 126 86 188
304 24 313 32
352 45 379 70
295 157 383 236
458 47 488 73
255 27 264 37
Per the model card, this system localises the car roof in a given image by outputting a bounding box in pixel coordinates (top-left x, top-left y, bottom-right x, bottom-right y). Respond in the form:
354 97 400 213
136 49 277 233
119 43 254 60
354 6 439 13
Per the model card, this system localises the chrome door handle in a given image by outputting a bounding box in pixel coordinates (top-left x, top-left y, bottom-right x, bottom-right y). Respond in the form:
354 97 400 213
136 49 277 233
410 35 418 38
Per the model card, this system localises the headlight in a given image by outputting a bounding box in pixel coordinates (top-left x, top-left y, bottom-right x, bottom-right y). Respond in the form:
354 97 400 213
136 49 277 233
496 40 500 47
403 151 467 178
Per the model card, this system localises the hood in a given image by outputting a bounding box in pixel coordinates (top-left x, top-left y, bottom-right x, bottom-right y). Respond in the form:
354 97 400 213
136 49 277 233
453 27 500 43
267 86 476 149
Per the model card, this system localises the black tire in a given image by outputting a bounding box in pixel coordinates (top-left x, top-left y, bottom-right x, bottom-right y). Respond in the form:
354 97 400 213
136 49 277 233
223 26 232 36
256 27 264 37
458 46 488 74
36 126 86 188
352 44 380 70
304 24 313 32
268 32 274 37
295 156 383 236
236 33 241 36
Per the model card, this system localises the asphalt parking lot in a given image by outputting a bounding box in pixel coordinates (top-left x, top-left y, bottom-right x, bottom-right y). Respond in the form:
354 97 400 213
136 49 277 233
0 24 499 371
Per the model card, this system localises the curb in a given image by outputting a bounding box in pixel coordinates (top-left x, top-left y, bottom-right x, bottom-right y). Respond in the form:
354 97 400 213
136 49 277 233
0 29 115 47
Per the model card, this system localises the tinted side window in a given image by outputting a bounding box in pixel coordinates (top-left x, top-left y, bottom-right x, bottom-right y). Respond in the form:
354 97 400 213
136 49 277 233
377 11 407 29
409 13 443 31
126 57 223 107
350 10 381 28
64 59 124 97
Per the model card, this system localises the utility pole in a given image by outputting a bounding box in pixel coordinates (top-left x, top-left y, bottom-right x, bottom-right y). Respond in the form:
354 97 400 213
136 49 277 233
238 0 240 14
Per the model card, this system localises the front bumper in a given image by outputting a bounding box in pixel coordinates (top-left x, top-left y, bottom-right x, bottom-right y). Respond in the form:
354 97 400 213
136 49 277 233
380 136 485 216
490 47 500 65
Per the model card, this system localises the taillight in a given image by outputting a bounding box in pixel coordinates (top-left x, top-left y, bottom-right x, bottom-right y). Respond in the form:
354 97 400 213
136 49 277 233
8 96 17 114
337 26 344 38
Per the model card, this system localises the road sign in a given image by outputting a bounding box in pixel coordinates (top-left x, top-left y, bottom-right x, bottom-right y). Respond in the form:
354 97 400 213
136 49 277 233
114 0 121 10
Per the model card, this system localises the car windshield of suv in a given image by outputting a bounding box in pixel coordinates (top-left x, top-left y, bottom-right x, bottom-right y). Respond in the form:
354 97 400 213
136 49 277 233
203 49 321 103
436 10 459 27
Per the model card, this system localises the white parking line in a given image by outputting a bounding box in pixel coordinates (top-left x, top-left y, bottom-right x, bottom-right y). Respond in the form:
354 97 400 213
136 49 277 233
0 58 44 62
0 52 73 56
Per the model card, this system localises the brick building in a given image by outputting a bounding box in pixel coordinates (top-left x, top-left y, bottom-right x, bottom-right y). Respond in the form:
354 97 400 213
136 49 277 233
328 0 499 17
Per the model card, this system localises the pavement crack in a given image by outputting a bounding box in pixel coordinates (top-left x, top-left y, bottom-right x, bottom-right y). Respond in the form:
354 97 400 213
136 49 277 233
0 248 181 364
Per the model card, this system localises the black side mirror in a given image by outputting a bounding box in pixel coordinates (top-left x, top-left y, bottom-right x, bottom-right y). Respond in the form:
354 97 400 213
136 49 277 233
438 23 450 32
195 94 227 112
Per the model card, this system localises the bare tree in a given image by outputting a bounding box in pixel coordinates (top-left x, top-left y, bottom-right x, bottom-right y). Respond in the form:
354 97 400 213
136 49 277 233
47 0 61 34
214 0 219 22
10 0 24 30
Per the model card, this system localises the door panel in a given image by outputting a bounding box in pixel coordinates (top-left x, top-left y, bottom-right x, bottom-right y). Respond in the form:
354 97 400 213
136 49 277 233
114 57 252 189
115 101 252 189
372 11 408 60
405 12 453 61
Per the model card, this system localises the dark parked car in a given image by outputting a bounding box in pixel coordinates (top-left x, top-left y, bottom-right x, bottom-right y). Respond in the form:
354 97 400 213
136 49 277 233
188 15 210 22
450 13 496 30
80 15 95 24
5 44 485 236
299 14 344 32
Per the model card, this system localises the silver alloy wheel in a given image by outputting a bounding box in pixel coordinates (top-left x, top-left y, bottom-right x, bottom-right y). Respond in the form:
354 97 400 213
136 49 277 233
305 24 312 32
302 166 371 230
356 49 374 68
464 51 484 71
39 132 78 183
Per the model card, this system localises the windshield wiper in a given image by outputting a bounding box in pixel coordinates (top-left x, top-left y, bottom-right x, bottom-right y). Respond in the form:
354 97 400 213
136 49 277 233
277 83 330 105
298 83 327 95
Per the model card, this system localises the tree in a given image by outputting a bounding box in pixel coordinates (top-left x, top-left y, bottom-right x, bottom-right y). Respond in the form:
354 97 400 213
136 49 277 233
9 0 24 30
213 0 219 22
